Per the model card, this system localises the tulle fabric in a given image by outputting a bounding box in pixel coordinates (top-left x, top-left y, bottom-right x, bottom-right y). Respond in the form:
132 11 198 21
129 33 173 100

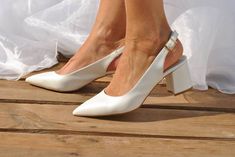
0 0 62 80
0 0 234 94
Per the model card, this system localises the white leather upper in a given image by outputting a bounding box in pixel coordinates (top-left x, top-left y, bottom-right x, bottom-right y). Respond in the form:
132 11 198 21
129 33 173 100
73 31 189 116
26 47 124 92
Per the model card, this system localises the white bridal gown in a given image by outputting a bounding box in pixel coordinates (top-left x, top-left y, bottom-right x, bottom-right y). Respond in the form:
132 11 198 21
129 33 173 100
0 0 234 94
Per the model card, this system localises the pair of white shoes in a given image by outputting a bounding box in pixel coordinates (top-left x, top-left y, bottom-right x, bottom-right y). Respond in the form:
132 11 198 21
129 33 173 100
26 31 192 117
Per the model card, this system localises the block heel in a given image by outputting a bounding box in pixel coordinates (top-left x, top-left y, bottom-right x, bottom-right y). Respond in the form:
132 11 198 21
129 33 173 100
166 61 192 95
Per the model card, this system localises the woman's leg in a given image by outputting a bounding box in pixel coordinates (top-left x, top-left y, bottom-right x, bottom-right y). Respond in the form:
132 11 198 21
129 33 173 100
57 0 126 74
105 0 183 96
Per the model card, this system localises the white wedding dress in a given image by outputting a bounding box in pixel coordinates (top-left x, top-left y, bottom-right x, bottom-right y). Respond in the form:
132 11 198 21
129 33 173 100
0 0 234 94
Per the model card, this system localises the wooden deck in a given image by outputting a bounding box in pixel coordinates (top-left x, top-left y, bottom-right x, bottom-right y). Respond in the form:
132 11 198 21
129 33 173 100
0 63 235 157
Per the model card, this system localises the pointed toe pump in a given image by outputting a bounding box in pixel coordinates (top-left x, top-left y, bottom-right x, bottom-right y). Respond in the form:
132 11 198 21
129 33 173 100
26 47 124 92
73 31 193 117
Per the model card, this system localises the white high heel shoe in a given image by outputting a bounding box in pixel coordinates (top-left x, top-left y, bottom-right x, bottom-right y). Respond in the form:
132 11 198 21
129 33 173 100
26 47 124 92
73 31 192 117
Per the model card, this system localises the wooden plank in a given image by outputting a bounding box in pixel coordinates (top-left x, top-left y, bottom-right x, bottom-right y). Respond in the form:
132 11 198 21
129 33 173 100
0 132 234 157
0 80 90 104
0 80 235 112
0 103 234 139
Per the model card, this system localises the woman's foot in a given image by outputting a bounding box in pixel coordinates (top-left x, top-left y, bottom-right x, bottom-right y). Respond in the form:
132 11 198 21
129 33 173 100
105 32 183 96
72 31 190 117
57 0 126 75
57 29 124 75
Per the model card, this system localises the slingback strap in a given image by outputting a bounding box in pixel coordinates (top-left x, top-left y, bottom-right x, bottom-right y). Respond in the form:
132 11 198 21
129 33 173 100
103 46 124 71
164 31 178 52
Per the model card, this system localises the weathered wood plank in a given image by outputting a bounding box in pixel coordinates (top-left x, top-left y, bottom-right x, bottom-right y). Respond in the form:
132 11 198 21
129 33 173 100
0 80 235 112
0 80 90 104
0 103 234 139
0 132 234 157
1 62 233 157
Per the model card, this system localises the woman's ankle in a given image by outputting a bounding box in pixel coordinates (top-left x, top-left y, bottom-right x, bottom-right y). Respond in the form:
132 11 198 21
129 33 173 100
91 23 125 43
124 27 172 56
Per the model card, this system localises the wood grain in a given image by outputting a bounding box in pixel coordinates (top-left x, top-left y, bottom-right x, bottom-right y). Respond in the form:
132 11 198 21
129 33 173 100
0 103 234 139
0 132 234 157
0 80 234 112
1 63 235 157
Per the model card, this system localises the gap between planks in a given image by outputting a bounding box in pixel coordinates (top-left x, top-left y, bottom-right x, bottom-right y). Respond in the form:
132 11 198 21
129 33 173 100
0 99 234 113
0 103 234 139
0 128 234 142
1 80 235 112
